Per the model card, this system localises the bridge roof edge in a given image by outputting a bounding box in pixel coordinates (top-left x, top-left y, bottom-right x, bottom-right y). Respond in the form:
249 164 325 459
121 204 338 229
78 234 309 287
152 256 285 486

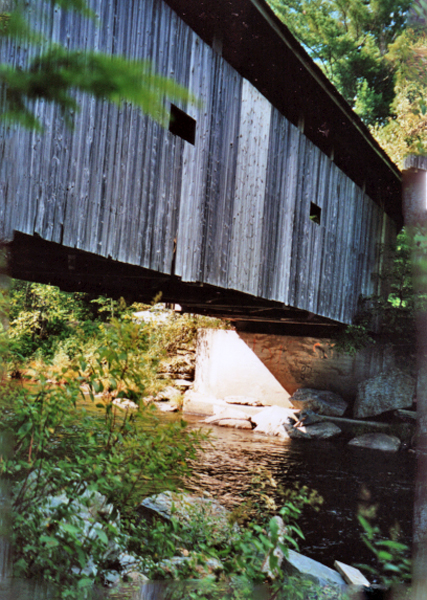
164 0 403 226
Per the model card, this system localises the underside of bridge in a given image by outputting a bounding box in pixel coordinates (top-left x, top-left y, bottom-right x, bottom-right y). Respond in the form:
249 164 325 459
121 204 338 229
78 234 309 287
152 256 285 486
7 232 340 337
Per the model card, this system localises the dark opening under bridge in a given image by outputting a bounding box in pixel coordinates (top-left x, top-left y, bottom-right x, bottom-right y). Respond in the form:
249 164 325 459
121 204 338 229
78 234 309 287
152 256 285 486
0 0 402 335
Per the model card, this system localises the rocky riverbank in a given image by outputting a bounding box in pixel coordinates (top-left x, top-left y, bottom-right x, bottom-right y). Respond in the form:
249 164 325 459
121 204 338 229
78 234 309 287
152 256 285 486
179 383 415 453
100 490 373 599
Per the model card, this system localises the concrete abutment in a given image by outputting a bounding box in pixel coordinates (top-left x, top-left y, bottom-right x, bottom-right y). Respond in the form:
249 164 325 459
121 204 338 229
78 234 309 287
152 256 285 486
185 329 400 415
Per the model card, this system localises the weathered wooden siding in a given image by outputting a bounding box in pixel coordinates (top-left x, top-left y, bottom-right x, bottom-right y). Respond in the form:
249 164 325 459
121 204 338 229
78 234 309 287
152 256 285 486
0 0 396 324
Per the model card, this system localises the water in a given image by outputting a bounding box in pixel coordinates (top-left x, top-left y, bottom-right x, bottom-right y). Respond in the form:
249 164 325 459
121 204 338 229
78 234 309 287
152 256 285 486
0 408 415 596
183 416 415 575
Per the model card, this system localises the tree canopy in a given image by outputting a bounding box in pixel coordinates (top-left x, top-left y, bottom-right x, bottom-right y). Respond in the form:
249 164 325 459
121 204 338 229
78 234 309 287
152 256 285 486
372 28 427 167
268 0 412 126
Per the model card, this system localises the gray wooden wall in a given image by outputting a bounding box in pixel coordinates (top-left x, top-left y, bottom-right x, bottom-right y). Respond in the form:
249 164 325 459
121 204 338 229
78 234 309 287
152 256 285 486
0 0 397 324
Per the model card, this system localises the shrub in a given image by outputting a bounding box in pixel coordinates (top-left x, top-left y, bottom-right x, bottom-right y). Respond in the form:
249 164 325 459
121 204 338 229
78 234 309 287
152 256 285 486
0 317 205 598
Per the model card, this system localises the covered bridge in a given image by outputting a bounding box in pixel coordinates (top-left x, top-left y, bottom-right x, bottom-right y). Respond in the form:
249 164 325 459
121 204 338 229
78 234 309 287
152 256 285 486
0 0 402 334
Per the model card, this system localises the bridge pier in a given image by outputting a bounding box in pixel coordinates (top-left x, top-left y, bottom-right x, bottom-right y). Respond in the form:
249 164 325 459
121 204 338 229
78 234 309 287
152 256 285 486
189 329 398 415
238 332 397 403
6 233 401 412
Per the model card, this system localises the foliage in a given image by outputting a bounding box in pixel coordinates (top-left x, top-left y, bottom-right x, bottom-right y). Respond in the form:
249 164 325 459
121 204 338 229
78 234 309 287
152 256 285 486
0 0 197 130
267 0 411 125
129 488 321 600
0 316 205 598
7 281 100 361
4 280 228 390
371 29 427 167
0 280 337 599
334 229 420 359
357 515 411 589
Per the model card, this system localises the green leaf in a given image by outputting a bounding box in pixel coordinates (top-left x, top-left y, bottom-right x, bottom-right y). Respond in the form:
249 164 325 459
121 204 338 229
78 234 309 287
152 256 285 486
77 577 93 588
93 381 103 394
376 540 408 551
61 523 81 535
95 529 108 544
377 550 393 561
40 535 60 548
383 563 402 572
17 420 33 438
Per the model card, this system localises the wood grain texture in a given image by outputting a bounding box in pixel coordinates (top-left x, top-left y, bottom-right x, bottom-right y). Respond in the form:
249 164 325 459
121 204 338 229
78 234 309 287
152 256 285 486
0 0 397 324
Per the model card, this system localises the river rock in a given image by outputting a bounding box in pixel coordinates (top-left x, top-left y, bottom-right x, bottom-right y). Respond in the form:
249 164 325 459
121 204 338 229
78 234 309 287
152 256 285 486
353 369 415 419
112 398 138 411
284 423 311 439
124 571 149 584
348 433 401 452
251 406 297 439
224 395 266 406
155 401 179 412
282 549 346 589
295 409 324 426
290 389 348 416
299 422 342 439
138 491 236 545
204 405 251 425
261 516 288 579
159 554 223 577
214 418 253 429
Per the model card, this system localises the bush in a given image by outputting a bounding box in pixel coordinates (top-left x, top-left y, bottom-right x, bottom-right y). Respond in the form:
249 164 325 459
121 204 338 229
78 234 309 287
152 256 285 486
0 317 205 598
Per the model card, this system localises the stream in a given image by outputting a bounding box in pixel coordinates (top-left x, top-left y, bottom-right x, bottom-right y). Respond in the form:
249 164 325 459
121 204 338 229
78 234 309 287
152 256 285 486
0 411 416 598
182 416 415 574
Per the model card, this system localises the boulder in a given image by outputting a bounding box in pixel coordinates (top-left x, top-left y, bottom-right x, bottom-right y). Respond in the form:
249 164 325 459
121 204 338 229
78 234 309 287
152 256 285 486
353 369 415 419
348 433 401 452
155 402 179 412
204 405 251 424
156 386 183 403
294 409 324 426
252 406 297 439
299 422 342 439
112 398 138 411
159 554 223 577
284 424 311 439
138 491 236 545
282 549 346 589
261 516 288 578
290 389 348 416
124 571 149 584
215 418 253 429
224 395 266 407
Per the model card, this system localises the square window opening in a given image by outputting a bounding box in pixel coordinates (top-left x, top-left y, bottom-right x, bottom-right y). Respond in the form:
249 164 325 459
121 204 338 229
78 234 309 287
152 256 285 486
169 104 196 145
310 202 321 225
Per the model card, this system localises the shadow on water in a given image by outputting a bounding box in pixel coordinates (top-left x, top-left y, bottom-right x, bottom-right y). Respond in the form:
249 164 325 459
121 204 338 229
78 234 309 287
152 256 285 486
183 416 415 574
